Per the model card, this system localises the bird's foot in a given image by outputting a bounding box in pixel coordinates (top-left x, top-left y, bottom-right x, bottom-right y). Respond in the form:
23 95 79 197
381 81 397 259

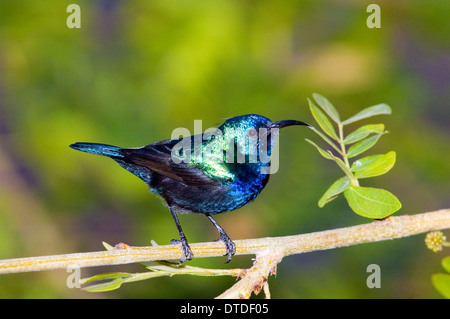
214 232 236 263
170 236 194 264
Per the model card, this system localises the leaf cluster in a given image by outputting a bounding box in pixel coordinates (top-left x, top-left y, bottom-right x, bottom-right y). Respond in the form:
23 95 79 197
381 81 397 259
80 242 240 292
81 262 237 292
306 94 401 219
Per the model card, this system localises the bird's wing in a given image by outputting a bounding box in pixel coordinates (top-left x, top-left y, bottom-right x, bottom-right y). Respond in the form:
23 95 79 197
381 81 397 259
120 137 224 187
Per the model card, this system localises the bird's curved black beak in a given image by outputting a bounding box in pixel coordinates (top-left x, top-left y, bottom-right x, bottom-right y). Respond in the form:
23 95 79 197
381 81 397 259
268 120 311 129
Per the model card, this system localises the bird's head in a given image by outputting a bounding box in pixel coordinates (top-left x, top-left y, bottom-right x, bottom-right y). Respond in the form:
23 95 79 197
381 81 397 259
216 114 310 165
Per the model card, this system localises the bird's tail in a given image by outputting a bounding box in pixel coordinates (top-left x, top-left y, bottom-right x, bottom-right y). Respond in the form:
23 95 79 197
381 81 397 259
70 142 123 158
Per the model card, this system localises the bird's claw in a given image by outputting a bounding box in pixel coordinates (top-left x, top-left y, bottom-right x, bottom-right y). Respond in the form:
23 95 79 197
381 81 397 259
214 233 236 263
171 237 194 264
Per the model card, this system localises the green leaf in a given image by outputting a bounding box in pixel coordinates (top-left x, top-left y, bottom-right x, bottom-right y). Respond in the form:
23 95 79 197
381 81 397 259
318 176 350 207
83 278 124 292
346 134 382 158
351 151 396 178
351 154 382 172
432 274 450 299
344 124 385 144
442 257 450 273
308 98 339 140
312 93 340 124
342 104 391 125
343 186 402 219
305 138 333 160
81 272 131 285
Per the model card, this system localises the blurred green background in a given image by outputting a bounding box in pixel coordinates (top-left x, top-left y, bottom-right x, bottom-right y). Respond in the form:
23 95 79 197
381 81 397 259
0 0 448 298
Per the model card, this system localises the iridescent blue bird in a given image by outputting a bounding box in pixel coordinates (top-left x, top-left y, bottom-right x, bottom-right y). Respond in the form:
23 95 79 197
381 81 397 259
70 114 310 263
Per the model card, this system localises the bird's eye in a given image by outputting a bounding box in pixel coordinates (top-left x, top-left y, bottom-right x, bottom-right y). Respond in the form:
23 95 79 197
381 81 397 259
247 129 257 138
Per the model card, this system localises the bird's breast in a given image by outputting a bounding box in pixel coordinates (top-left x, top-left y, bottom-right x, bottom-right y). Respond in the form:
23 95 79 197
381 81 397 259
161 171 269 215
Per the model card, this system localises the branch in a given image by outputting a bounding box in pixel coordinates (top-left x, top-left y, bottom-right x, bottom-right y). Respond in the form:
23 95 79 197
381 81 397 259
1 209 449 275
216 250 283 299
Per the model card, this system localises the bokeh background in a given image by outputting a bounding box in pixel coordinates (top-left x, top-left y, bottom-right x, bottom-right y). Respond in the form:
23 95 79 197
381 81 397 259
0 0 448 298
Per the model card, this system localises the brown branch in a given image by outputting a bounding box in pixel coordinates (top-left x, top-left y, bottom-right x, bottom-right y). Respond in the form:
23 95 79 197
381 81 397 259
0 209 448 275
216 250 283 299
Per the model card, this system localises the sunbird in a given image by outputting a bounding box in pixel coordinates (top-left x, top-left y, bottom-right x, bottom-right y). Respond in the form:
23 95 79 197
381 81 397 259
70 114 309 263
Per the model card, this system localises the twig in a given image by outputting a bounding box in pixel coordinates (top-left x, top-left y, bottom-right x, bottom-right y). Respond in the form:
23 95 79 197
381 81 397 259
0 209 448 275
216 250 283 299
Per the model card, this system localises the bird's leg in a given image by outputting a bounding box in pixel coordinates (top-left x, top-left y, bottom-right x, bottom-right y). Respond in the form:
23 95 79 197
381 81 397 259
205 213 236 263
169 207 194 263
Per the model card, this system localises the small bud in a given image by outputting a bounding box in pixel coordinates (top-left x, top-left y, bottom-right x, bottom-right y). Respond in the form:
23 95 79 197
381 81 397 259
425 231 447 253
